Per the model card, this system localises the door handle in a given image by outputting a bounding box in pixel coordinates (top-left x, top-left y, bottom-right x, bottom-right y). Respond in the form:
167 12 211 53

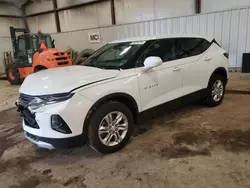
173 67 181 71
204 57 211 61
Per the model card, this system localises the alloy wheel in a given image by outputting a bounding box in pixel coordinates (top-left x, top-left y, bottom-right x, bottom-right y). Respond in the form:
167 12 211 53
212 80 224 102
98 111 128 147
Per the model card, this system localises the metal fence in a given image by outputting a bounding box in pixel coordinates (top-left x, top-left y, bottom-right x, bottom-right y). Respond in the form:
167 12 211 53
52 7 250 69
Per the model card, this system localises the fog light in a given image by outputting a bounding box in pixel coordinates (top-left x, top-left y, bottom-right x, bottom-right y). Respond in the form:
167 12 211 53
51 115 72 134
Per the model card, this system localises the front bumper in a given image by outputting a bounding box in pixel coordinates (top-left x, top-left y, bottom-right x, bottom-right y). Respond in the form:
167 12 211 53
18 93 94 149
25 131 85 149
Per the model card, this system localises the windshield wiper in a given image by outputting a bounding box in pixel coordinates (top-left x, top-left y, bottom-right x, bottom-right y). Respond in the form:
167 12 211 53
84 58 121 70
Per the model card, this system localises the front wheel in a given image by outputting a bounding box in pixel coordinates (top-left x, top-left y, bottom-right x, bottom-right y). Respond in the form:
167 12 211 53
205 74 226 107
88 101 134 154
6 64 22 85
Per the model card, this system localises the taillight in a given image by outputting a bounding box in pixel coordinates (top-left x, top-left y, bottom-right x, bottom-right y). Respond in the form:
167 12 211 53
223 53 229 59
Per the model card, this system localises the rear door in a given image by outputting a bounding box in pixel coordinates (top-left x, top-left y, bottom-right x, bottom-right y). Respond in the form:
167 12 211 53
135 39 183 111
174 38 212 96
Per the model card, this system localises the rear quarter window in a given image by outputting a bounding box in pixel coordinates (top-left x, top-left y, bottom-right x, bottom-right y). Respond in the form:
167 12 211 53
175 38 211 59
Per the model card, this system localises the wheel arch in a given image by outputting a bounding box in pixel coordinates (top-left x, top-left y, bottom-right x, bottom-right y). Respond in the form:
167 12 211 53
82 93 139 140
208 67 228 87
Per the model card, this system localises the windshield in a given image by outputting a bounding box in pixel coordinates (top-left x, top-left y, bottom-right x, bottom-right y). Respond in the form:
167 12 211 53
32 35 53 51
83 41 145 69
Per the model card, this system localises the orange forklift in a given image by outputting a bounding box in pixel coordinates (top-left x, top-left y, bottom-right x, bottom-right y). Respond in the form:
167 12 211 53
6 27 72 85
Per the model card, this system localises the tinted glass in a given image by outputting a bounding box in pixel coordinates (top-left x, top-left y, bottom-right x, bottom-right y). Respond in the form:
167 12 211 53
32 35 53 50
18 37 26 51
17 37 27 57
44 36 53 48
32 37 38 51
175 38 210 59
137 39 175 67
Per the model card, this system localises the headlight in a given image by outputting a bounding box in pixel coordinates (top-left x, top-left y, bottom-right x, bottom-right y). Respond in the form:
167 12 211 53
39 93 74 102
28 93 74 111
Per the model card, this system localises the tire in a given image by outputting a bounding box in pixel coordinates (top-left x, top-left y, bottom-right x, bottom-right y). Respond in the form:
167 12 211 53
88 101 134 154
6 64 22 85
34 66 47 72
72 51 78 63
205 74 226 107
73 49 94 65
74 57 87 65
78 49 95 58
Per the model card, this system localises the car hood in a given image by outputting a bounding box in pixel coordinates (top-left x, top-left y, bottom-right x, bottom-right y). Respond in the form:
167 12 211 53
19 66 119 95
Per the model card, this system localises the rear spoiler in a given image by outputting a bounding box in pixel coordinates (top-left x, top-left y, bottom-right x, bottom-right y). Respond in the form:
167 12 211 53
211 39 228 58
211 39 221 47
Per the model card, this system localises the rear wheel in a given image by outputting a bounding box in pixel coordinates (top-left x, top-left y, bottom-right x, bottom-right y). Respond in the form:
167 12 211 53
88 101 134 154
6 64 22 85
205 74 226 107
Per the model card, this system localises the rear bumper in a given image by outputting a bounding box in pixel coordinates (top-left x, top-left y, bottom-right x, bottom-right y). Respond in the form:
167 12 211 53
25 131 86 149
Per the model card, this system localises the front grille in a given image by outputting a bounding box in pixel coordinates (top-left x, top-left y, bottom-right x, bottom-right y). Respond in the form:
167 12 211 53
26 132 39 141
55 57 67 61
19 93 35 107
22 108 39 129
53 52 65 56
19 94 39 129
58 61 69 65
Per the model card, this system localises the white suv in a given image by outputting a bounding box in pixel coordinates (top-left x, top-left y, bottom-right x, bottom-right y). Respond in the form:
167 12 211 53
17 35 228 153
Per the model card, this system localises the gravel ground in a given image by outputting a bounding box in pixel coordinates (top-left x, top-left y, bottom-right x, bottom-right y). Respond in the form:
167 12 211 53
0 93 250 188
227 73 250 92
0 79 19 111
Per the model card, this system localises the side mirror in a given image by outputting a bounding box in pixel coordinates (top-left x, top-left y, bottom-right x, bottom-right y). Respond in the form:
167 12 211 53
143 56 163 71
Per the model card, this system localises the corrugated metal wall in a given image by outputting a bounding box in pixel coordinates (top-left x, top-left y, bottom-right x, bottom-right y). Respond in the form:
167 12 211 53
52 7 250 69
0 3 23 75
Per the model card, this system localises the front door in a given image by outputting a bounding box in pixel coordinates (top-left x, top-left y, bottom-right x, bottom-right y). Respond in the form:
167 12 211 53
135 39 183 111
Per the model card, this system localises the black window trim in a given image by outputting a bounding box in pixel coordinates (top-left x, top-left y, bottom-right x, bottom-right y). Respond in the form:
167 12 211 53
174 37 212 60
102 37 213 69
135 38 177 68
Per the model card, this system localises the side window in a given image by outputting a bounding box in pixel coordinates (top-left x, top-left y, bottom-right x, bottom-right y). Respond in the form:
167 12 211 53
175 38 211 59
45 37 52 48
137 39 175 67
17 37 27 56
200 39 211 51
18 37 26 51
